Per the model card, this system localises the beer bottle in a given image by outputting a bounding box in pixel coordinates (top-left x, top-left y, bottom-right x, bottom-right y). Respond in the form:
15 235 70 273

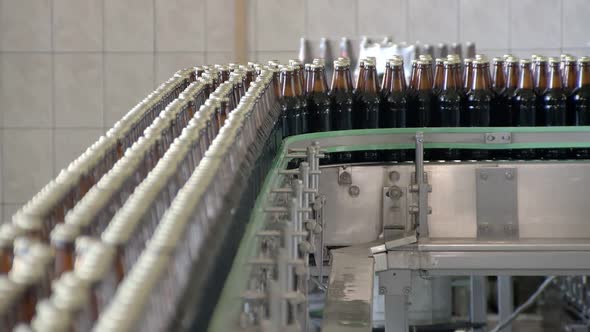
433 58 445 95
293 64 308 134
279 66 303 136
504 57 520 125
534 56 549 111
381 60 393 98
492 57 510 127
290 60 305 93
381 59 409 161
512 59 537 159
355 59 381 161
304 63 312 94
463 58 474 93
571 57 590 158
329 60 354 163
409 59 418 91
437 59 462 160
563 56 578 125
541 58 567 159
464 59 493 159
355 59 366 92
307 64 331 133
412 60 434 127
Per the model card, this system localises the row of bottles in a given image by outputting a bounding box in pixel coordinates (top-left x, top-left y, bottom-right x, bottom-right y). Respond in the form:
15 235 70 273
275 54 590 161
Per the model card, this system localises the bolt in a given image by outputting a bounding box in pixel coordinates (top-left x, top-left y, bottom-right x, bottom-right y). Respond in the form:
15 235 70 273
480 172 488 180
389 171 400 182
487 134 495 142
403 287 412 295
505 171 514 180
379 286 386 295
348 185 360 197
339 171 351 184
388 186 403 200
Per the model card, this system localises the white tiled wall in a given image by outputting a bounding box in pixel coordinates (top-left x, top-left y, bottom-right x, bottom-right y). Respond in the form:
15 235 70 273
0 0 234 220
2 0 590 221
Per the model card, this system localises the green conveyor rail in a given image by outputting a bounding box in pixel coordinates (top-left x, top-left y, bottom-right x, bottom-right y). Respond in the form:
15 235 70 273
207 126 590 331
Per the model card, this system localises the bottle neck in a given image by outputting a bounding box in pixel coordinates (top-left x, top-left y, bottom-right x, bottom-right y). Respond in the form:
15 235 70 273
464 63 473 90
390 66 406 92
409 63 418 90
442 64 458 90
416 65 432 91
362 65 380 94
331 67 352 92
433 63 444 90
518 65 534 90
293 69 304 96
548 64 563 89
535 62 548 90
471 64 489 91
493 63 506 90
506 64 519 89
355 64 365 90
280 72 297 97
382 64 392 92
579 64 590 88
564 63 577 90
311 68 328 93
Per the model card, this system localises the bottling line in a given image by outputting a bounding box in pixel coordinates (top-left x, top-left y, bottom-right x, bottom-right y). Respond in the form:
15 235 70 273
4 56 590 332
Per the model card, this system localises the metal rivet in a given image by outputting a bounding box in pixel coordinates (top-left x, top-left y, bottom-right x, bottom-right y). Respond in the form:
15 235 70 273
389 171 400 182
348 185 360 197
487 134 495 141
505 171 513 180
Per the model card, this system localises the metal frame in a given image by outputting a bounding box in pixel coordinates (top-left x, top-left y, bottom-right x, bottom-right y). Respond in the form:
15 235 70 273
210 127 590 332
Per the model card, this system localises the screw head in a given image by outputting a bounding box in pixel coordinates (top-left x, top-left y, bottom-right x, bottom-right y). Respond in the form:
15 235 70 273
379 286 386 295
348 185 360 197
389 171 400 182
487 134 495 142
339 171 352 184
505 171 514 180
388 186 403 200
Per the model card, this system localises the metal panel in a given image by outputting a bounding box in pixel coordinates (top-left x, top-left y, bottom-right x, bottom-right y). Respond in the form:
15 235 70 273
385 249 590 275
319 161 590 245
322 247 374 332
475 168 518 240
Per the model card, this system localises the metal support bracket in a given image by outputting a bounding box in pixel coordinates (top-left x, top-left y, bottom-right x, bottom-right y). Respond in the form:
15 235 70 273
476 167 519 240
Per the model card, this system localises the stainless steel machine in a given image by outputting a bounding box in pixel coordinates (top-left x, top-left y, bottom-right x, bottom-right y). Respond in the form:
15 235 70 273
209 127 590 332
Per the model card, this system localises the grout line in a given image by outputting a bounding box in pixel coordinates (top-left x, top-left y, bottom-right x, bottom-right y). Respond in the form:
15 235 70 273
50 0 56 177
153 0 157 88
102 0 106 131
560 0 565 52
204 0 208 63
405 0 410 42
456 0 461 43
507 0 512 52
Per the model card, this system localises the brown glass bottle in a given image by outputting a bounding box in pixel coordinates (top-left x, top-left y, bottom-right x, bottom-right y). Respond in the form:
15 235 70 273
511 59 538 159
571 57 590 158
491 57 510 127
307 64 331 133
563 56 578 125
355 59 381 161
304 63 312 94
433 58 445 95
293 64 308 134
411 60 434 128
534 57 549 112
464 59 493 159
504 57 520 127
381 60 392 98
463 58 474 93
329 61 354 163
355 59 366 92
279 66 304 136
437 59 463 160
381 59 409 161
541 58 568 158
409 59 418 91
